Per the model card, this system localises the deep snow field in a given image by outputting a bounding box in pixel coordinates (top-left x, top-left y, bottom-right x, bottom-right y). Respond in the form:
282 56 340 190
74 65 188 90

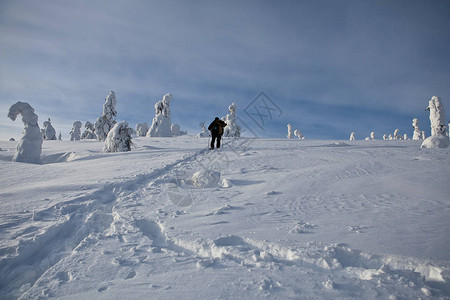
0 136 449 299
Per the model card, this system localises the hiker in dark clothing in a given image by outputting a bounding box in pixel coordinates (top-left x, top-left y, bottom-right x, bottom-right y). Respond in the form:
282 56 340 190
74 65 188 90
208 117 227 149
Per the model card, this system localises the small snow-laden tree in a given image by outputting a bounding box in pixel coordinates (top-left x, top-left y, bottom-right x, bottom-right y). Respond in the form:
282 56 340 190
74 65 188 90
70 121 82 141
147 93 173 137
43 118 56 140
7 101 43 163
94 91 117 141
135 122 149 136
421 96 449 148
370 132 375 140
294 129 305 139
426 96 446 136
222 102 241 137
103 121 133 152
388 134 393 140
394 129 402 140
383 134 388 140
412 118 422 140
404 133 408 140
349 132 355 140
197 121 209 137
422 131 426 140
81 121 96 139
171 124 181 136
287 124 293 139
58 132 62 141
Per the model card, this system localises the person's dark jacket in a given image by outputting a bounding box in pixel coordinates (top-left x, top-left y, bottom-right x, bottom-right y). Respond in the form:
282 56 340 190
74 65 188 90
208 119 227 136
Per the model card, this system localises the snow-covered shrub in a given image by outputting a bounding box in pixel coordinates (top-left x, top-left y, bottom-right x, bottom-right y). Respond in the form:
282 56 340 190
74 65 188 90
349 132 355 141
70 121 82 141
103 121 133 152
222 102 241 137
403 134 408 140
7 101 43 163
147 93 173 137
383 134 388 140
43 118 56 140
135 122 149 137
287 124 293 139
81 121 96 139
370 132 375 140
412 118 422 140
58 132 62 141
422 131 426 140
191 169 221 188
95 91 117 141
294 129 305 140
197 122 210 138
421 96 449 148
171 124 181 136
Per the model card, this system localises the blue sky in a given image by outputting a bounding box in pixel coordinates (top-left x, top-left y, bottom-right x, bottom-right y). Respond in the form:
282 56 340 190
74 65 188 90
1 0 449 141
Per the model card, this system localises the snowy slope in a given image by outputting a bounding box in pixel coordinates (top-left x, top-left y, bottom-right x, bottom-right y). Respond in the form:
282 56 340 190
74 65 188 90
0 137 449 299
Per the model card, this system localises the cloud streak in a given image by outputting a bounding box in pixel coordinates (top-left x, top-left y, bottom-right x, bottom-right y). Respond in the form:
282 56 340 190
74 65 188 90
1 0 449 141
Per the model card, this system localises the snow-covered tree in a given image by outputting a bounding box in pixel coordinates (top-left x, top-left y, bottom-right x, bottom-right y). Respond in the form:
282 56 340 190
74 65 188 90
394 129 402 140
70 121 82 141
421 96 449 148
58 132 62 141
43 118 56 140
7 101 42 163
349 132 355 140
294 129 305 140
370 132 375 140
426 96 446 136
383 134 388 140
95 91 117 141
421 131 426 140
222 102 241 137
103 121 133 152
388 134 393 140
147 93 173 137
287 124 293 139
412 118 422 140
171 124 181 136
81 121 96 139
197 121 209 138
135 122 149 137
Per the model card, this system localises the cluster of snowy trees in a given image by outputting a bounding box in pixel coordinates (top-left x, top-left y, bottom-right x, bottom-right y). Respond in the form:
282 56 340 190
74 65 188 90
7 94 448 163
287 124 305 140
347 96 448 148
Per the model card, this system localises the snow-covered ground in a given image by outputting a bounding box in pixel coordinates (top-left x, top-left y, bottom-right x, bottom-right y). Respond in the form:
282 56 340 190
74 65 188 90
0 137 449 299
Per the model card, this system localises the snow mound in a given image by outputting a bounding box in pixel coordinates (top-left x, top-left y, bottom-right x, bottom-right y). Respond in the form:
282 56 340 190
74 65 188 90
41 152 77 164
191 169 221 188
420 134 449 148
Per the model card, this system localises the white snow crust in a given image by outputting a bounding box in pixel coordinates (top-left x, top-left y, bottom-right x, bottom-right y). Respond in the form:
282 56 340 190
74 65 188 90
0 137 449 299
